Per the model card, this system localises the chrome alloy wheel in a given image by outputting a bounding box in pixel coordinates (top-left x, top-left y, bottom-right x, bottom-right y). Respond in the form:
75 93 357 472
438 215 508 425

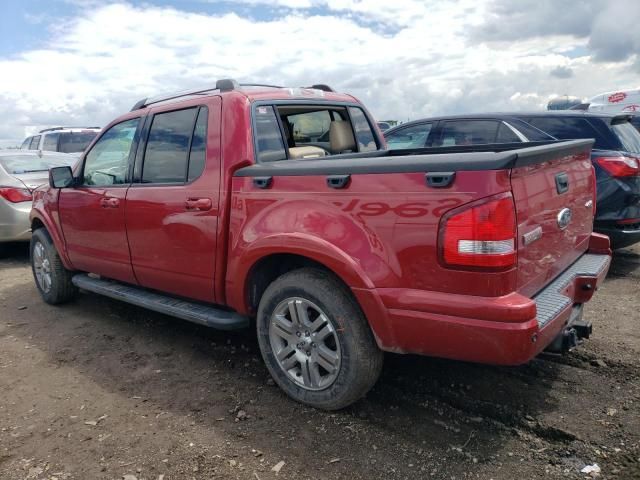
33 241 52 293
269 297 341 391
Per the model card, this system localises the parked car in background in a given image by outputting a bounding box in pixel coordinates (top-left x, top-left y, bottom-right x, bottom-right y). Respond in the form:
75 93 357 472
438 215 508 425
383 115 554 149
30 79 610 410
0 151 76 252
587 88 640 115
515 112 640 249
20 127 100 155
386 112 640 249
376 121 392 132
630 114 640 133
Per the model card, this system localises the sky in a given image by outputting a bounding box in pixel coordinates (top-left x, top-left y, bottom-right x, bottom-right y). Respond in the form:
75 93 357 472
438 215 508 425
0 0 639 147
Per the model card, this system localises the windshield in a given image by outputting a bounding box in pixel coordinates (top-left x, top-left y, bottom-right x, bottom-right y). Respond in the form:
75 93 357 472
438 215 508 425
58 132 98 153
611 121 640 154
0 155 73 174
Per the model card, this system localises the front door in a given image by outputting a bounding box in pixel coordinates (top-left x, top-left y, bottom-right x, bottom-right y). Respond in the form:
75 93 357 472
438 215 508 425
59 117 141 283
125 102 220 302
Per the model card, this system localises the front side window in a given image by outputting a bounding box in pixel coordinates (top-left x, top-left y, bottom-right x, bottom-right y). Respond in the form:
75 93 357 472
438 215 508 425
83 118 139 186
348 107 378 152
42 133 60 151
436 120 499 146
29 135 41 150
386 123 433 149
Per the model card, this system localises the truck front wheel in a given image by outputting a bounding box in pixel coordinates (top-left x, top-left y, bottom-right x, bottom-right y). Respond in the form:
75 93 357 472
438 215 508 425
30 228 77 305
257 268 383 410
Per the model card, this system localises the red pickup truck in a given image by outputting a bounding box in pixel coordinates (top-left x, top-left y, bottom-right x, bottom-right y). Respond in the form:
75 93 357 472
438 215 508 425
31 80 611 409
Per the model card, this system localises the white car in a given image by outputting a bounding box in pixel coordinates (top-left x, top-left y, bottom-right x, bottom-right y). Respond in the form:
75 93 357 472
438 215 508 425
20 126 100 155
587 88 640 114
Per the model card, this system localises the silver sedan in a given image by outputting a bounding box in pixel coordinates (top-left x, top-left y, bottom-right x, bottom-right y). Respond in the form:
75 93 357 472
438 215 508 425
0 150 76 248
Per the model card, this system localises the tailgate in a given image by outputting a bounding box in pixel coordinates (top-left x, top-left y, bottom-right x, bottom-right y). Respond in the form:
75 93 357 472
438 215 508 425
510 140 595 297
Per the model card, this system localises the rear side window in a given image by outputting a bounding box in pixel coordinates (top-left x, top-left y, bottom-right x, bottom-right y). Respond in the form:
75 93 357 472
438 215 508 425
348 107 377 152
496 123 522 143
59 132 98 153
20 137 32 150
42 133 60 151
510 119 555 141
524 117 609 149
386 123 433 149
611 121 640 154
436 120 499 146
142 108 198 184
29 136 41 150
187 107 208 181
255 106 287 162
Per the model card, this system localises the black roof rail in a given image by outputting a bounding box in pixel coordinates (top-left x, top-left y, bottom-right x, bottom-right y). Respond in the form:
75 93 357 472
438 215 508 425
39 126 101 133
307 84 334 92
240 83 284 89
129 78 240 111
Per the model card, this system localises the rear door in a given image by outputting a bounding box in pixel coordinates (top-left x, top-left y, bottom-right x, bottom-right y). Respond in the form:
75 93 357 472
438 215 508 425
125 100 221 303
59 117 141 283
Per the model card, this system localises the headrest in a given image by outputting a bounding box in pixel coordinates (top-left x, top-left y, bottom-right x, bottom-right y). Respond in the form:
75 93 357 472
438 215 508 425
288 146 326 159
330 121 356 153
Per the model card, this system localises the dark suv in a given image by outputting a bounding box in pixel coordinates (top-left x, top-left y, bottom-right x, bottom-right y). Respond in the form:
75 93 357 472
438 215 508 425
385 113 640 249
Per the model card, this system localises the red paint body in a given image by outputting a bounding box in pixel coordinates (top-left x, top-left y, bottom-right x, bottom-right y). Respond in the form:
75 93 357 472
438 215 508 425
30 87 611 366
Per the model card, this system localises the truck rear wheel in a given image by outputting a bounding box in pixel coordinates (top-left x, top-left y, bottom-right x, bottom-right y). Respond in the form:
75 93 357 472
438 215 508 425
30 228 77 305
257 268 383 410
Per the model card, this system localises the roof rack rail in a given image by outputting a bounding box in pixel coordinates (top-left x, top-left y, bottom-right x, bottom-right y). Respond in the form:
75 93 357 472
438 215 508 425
240 83 284 89
130 78 240 111
39 126 101 133
307 84 334 92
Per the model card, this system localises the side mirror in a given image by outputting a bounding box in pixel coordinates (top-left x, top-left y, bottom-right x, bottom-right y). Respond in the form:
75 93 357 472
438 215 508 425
49 166 75 188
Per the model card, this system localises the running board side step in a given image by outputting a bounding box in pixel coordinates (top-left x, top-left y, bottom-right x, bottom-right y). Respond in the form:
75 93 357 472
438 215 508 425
71 274 249 331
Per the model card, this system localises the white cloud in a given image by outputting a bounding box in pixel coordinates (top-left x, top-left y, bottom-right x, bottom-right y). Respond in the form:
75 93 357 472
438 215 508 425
0 0 638 147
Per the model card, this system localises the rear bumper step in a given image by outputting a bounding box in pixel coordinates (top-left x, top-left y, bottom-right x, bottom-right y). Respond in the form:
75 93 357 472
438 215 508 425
72 274 249 331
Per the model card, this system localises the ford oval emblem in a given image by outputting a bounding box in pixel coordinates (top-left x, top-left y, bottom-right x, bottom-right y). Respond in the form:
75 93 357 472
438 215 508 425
557 208 572 230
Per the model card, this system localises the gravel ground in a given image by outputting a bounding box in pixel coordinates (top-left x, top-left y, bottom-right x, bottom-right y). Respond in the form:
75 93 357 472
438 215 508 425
0 242 638 480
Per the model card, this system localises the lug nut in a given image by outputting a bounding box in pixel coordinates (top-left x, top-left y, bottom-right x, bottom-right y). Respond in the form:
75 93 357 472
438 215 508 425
312 343 317 348
304 331 310 337
296 331 301 337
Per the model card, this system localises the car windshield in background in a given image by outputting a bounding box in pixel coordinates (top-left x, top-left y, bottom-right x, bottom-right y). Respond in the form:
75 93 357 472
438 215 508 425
611 121 640 154
0 155 72 174
58 132 98 153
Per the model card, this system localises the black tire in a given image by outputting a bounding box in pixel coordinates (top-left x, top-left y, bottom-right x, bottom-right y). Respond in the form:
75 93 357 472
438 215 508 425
30 228 77 305
257 268 383 410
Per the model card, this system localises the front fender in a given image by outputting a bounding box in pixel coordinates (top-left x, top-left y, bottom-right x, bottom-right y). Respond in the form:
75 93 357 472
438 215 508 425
30 188 74 270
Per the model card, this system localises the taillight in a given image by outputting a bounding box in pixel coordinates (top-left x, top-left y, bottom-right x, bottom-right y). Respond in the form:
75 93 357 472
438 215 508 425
591 165 597 216
440 194 517 269
595 156 640 177
0 187 33 203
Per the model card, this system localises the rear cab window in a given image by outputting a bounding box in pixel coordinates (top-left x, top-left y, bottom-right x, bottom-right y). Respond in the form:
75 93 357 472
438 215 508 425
253 102 380 162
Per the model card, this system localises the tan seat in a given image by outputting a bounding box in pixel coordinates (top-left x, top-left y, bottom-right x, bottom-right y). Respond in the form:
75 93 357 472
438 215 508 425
288 146 326 159
330 121 356 154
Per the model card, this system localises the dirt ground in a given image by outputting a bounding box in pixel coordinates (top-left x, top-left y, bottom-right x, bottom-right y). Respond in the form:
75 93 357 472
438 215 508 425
0 243 638 480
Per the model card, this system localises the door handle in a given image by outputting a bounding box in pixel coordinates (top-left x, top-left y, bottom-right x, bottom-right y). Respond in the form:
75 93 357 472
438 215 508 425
326 174 351 189
185 197 212 211
100 197 120 208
